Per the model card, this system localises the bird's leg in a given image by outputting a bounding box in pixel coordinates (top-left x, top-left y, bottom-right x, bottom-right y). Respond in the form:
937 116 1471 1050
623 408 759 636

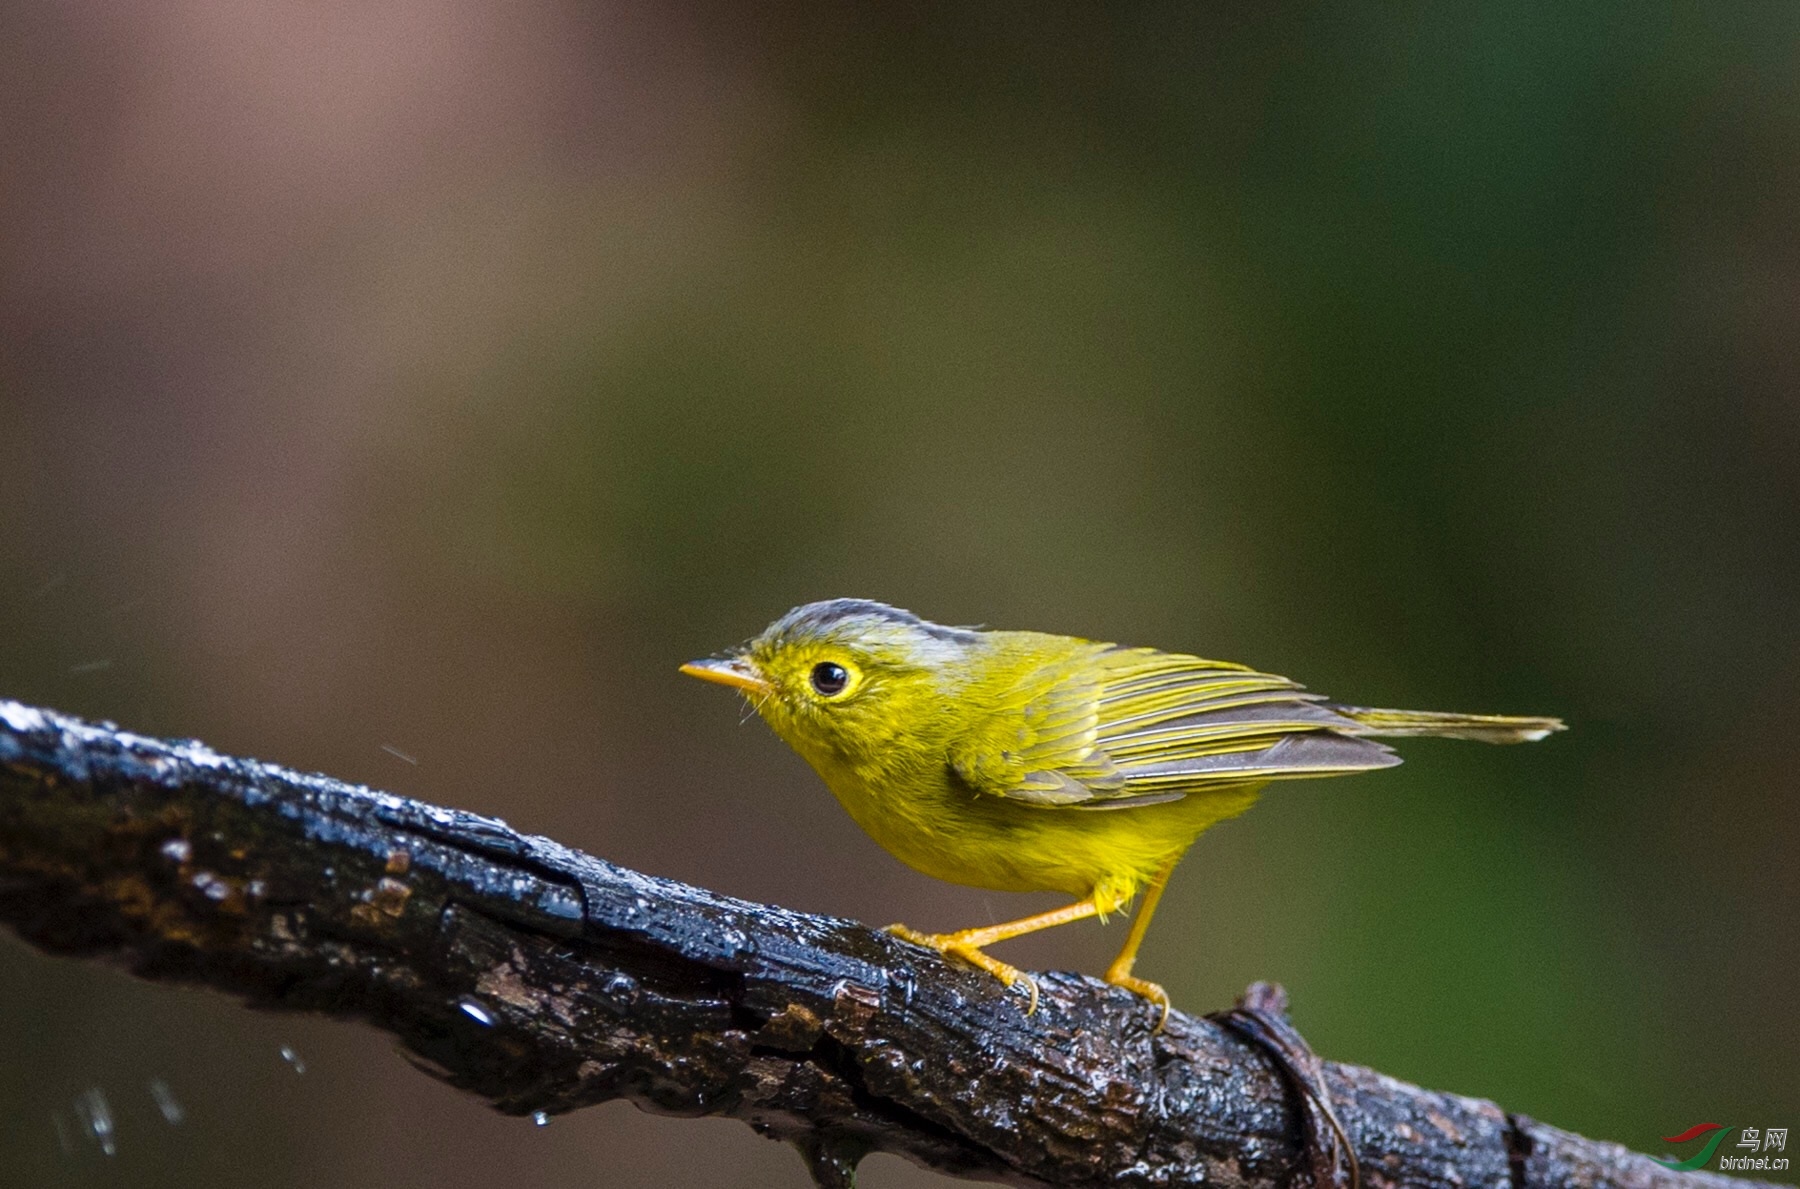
884 897 1104 1015
1103 855 1181 1030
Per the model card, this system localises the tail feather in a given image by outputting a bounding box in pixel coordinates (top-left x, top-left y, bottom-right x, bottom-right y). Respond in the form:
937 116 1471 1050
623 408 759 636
1333 705 1565 744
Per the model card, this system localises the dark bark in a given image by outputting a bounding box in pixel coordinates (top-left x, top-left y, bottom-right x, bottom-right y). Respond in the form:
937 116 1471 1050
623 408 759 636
0 700 1767 1188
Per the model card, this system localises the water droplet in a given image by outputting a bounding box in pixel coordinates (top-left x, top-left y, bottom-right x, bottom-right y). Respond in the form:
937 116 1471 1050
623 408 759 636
51 1111 72 1155
160 838 191 863
457 996 495 1026
532 1110 550 1127
279 1045 306 1074
75 1088 116 1156
148 1078 185 1125
193 872 232 901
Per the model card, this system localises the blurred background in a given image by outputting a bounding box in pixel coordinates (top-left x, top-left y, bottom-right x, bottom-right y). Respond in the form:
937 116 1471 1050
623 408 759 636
2 2 1796 1185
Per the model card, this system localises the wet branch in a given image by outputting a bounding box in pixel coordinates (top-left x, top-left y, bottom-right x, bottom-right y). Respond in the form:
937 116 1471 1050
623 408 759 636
0 700 1767 1188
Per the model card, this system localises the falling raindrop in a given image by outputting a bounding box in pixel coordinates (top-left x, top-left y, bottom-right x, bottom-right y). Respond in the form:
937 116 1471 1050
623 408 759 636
51 1111 72 1155
532 1111 550 1127
148 1078 185 1125
75 1088 116 1156
279 1045 306 1074
457 996 496 1026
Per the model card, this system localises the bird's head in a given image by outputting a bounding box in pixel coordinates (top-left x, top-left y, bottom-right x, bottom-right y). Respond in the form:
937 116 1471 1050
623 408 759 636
681 599 982 766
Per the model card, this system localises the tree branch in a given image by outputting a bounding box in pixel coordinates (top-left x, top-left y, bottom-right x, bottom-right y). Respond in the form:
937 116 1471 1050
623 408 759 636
0 700 1766 1188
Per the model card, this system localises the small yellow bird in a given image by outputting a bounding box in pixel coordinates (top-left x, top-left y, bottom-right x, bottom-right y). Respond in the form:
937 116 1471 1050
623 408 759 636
683 599 1562 1019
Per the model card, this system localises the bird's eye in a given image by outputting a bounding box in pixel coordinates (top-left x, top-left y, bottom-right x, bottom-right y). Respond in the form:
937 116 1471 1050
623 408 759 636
810 661 850 697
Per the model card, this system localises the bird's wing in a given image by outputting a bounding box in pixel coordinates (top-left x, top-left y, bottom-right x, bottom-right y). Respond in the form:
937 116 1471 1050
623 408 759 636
947 648 1128 806
951 646 1398 810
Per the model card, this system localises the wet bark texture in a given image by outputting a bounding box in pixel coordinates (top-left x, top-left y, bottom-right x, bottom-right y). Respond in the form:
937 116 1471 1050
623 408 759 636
0 700 1766 1188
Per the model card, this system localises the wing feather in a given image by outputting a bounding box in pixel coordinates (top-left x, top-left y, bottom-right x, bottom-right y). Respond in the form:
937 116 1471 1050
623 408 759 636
951 642 1397 808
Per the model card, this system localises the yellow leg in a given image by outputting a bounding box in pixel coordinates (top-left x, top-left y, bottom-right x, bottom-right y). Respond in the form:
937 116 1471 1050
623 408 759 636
1103 855 1181 1029
885 897 1106 1015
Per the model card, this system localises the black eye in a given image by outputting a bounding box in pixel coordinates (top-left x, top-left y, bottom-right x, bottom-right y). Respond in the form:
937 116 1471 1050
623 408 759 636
810 661 850 696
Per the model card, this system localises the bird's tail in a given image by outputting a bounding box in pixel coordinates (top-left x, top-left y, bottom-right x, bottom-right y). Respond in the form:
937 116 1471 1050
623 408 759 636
1333 705 1565 744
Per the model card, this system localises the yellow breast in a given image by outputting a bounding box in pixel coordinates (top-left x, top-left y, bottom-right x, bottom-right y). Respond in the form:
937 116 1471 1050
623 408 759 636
808 745 1264 902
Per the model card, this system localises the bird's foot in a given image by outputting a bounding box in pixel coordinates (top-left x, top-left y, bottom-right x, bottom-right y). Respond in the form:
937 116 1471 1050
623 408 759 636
1103 968 1172 1033
883 924 1041 1015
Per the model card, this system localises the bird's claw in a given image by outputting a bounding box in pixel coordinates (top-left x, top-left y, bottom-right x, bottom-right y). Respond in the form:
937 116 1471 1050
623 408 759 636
883 924 1041 1015
1104 971 1171 1033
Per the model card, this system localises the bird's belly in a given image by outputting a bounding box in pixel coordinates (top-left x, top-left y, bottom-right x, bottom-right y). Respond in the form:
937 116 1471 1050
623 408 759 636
821 766 1265 900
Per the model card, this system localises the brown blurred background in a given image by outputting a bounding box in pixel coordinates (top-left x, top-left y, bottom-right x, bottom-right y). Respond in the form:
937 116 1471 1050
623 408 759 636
2 3 1796 1186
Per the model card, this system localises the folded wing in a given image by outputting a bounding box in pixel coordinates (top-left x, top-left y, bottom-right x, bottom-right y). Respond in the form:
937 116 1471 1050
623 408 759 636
950 644 1398 810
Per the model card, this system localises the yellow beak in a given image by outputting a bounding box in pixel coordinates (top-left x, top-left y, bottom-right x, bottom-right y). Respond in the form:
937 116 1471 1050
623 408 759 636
680 656 771 695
